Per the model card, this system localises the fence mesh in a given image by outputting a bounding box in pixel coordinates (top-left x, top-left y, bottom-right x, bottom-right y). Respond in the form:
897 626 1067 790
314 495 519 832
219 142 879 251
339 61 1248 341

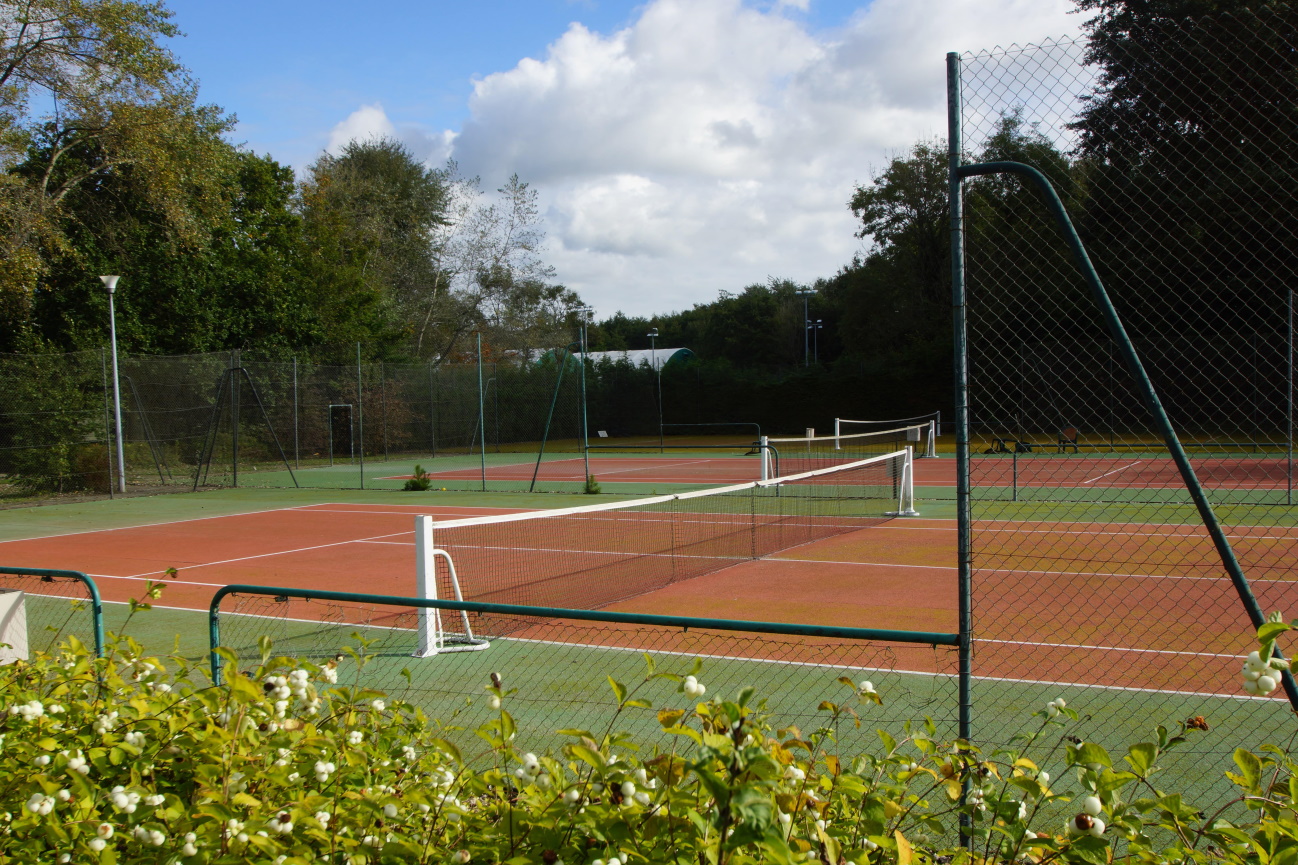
0 570 101 657
957 10 1298 814
212 592 960 757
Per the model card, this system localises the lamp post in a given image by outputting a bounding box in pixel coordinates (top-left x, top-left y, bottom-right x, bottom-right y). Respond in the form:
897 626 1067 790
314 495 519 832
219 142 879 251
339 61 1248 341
100 275 126 493
809 319 823 365
795 287 816 366
577 306 594 484
648 327 663 452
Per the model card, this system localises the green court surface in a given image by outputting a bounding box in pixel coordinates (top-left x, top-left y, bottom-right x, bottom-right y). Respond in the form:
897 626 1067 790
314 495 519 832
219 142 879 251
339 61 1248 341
0 485 649 544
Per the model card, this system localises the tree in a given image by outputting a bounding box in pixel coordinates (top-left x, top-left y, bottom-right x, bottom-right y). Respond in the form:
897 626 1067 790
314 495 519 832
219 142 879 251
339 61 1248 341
1068 0 1298 433
408 169 579 361
0 1 221 334
298 137 451 356
848 140 950 307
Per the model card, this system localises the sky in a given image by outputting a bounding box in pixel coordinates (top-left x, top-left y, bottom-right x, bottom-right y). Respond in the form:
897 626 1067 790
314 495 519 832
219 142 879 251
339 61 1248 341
165 0 1081 319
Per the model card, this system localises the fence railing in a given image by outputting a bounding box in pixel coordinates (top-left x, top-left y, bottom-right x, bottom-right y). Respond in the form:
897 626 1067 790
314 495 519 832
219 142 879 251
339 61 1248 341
0 567 104 657
208 583 960 752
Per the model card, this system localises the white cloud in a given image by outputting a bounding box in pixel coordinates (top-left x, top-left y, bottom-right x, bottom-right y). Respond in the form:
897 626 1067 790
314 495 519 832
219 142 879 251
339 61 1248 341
327 103 456 165
330 0 1081 317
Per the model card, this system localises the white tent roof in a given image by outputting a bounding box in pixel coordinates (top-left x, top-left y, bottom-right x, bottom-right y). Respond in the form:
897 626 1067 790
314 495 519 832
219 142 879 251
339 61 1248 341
582 348 692 371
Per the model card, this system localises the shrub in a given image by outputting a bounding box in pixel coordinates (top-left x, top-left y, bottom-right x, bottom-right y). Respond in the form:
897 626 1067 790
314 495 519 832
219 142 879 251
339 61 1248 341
584 474 602 495
403 464 432 491
1 594 1292 864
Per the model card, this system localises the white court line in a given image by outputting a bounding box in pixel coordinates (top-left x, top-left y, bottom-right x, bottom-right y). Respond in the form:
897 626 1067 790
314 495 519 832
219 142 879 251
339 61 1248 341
116 530 412 580
0 503 322 545
196 607 1270 702
873 523 1298 541
1080 461 1145 484
979 637 1243 659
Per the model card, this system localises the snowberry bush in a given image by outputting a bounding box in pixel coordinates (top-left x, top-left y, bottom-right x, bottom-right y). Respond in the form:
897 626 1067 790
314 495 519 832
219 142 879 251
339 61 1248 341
2 588 1297 864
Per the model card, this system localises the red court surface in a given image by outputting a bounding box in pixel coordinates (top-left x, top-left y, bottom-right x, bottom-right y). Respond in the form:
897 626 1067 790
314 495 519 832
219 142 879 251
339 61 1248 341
2 501 1294 697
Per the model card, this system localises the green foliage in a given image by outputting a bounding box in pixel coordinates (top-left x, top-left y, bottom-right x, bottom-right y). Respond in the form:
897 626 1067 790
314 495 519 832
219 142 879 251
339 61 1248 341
4 609 1295 864
584 474 602 494
0 350 107 493
403 464 432 491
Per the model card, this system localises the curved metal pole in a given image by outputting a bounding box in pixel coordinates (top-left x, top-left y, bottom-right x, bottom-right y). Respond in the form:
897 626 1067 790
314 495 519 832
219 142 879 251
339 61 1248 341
956 157 1298 713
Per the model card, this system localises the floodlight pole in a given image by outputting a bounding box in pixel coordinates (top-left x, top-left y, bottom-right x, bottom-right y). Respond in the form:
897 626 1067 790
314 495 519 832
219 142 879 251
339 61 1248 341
809 319 823 365
579 307 594 484
101 276 126 493
796 287 815 366
648 327 663 452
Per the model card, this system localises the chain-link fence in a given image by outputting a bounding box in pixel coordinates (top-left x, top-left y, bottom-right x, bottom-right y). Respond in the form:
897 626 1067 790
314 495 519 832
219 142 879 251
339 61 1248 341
0 346 599 499
954 9 1298 813
210 587 961 759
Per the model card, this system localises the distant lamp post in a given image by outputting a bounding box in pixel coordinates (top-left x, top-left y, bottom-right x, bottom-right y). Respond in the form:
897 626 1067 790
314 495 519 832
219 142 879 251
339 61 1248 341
648 327 663 452
795 287 816 366
808 319 824 365
577 306 595 481
100 275 126 493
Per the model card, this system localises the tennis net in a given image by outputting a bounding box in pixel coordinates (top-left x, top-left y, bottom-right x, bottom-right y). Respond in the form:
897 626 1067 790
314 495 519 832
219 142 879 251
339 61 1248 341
417 450 915 643
764 424 935 476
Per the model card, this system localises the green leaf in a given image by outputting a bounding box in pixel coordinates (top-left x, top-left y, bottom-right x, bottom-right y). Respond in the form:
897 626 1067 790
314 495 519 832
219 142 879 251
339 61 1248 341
1233 748 1262 791
1258 622 1290 643
567 744 604 769
624 699 652 709
1074 743 1112 769
1067 836 1111 865
1125 743 1156 777
877 729 897 754
608 676 627 704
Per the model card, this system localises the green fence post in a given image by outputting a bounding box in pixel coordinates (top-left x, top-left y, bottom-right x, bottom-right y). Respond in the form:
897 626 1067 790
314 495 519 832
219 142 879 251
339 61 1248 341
947 50 974 850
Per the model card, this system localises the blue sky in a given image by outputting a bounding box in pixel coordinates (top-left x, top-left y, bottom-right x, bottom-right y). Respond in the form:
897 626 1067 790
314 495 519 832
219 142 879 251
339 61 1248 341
163 0 1081 317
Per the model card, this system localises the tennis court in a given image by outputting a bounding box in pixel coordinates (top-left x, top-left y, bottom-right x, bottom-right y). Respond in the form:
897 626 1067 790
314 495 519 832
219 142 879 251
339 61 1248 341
3 470 1290 697
3 439 1294 806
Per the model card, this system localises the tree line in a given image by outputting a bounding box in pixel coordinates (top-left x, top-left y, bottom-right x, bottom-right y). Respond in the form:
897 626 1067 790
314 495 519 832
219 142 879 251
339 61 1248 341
2 0 1290 437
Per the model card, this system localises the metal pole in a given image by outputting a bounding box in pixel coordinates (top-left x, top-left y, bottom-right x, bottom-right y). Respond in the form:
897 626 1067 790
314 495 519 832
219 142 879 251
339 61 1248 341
381 362 389 463
794 294 804 366
356 343 364 490
231 351 240 487
581 317 591 485
947 53 973 851
477 333 487 492
649 330 664 453
100 349 114 499
429 363 438 460
101 277 127 493
293 356 300 470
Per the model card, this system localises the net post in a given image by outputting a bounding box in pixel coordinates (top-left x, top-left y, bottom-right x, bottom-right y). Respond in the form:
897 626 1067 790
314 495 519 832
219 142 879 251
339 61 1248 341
927 419 937 458
759 435 770 481
886 447 920 517
834 418 841 450
414 515 441 657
